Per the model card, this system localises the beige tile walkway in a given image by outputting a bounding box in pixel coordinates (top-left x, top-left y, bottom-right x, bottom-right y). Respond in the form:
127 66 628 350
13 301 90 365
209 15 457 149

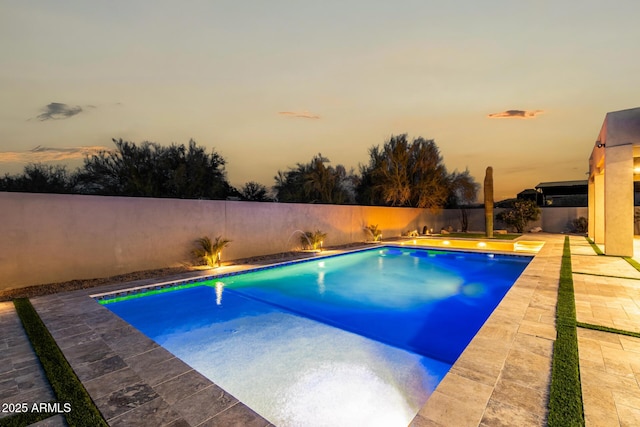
570 236 640 427
412 233 562 426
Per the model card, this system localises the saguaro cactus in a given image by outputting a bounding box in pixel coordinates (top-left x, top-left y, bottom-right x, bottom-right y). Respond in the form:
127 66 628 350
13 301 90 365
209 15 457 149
484 166 494 238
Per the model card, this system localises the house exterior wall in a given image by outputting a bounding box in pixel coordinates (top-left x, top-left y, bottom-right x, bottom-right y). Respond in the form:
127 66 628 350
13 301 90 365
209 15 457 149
593 173 606 245
588 107 640 257
588 178 595 239
604 144 634 256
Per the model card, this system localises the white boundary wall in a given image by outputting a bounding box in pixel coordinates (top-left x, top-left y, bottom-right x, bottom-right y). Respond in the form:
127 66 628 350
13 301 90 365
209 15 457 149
437 207 589 234
0 192 587 290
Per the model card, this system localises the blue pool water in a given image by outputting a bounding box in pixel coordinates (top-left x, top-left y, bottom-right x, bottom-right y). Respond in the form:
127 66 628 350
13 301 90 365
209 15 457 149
102 247 530 426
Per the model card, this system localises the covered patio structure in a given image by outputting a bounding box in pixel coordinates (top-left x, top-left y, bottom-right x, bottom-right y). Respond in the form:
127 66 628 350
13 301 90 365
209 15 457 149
588 107 640 256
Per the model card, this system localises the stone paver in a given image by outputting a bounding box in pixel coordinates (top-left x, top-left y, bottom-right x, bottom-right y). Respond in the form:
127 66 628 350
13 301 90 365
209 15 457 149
571 238 640 279
570 235 640 427
0 301 58 422
574 273 640 333
30 414 68 426
578 329 640 427
29 291 271 427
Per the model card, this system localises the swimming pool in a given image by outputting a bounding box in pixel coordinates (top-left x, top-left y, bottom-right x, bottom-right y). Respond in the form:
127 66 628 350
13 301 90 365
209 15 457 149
100 246 531 426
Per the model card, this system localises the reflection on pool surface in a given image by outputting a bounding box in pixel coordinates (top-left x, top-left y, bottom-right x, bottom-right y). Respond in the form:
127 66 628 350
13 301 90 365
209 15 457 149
101 246 531 426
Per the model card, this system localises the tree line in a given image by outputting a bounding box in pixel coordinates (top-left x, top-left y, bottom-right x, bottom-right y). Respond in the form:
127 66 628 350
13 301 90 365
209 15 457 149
0 135 480 209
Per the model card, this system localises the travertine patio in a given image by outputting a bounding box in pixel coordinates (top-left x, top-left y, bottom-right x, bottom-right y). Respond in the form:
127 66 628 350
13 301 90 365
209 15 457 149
1 234 639 426
571 236 640 427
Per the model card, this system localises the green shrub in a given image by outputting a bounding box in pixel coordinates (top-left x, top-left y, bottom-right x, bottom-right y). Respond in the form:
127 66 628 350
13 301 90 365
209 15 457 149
572 217 588 234
496 199 541 233
301 230 327 250
192 235 231 267
364 224 382 241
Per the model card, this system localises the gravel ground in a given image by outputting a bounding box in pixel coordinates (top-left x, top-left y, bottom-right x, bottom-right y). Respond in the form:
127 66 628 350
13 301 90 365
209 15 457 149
0 243 371 302
0 266 195 301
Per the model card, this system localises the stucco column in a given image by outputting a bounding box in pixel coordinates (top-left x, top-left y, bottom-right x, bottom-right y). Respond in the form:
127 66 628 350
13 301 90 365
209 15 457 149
588 178 595 239
593 173 605 245
604 144 634 256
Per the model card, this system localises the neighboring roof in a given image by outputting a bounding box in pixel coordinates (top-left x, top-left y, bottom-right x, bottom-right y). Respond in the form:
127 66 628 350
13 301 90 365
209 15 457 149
495 198 517 208
535 180 588 198
518 189 538 195
535 180 588 189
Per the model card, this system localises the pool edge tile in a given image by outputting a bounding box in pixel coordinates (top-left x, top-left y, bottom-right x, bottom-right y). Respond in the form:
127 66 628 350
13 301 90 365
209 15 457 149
414 234 561 426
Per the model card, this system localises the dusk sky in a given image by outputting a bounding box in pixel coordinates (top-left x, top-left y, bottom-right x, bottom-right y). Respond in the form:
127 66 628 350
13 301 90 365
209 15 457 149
2 0 639 200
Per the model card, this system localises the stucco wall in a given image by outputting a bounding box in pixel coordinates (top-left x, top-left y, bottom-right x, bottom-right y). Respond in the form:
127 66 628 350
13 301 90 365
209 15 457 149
0 192 588 291
1 192 434 290
437 207 588 234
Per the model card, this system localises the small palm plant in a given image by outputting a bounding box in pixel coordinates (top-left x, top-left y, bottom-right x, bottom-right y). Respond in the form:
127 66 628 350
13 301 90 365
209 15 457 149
301 230 327 251
192 235 232 267
365 224 382 242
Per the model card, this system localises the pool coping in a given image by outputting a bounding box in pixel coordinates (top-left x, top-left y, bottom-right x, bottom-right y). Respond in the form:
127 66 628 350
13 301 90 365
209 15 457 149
28 234 561 426
90 244 535 302
411 233 560 426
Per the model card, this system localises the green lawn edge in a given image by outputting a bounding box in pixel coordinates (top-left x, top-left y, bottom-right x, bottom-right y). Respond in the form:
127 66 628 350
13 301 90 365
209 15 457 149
577 322 640 339
547 236 585 427
584 237 640 274
623 256 640 272
573 271 640 281
585 237 604 255
11 298 108 427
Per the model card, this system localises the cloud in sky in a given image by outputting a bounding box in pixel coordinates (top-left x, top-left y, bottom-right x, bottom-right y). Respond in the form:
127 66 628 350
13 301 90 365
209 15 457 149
487 109 544 119
0 146 110 163
278 111 320 119
35 102 85 121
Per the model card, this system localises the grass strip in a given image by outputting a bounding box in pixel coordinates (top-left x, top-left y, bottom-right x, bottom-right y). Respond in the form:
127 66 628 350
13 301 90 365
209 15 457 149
623 256 640 272
577 322 640 339
585 237 604 255
573 271 640 281
11 298 108 427
548 236 585 427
